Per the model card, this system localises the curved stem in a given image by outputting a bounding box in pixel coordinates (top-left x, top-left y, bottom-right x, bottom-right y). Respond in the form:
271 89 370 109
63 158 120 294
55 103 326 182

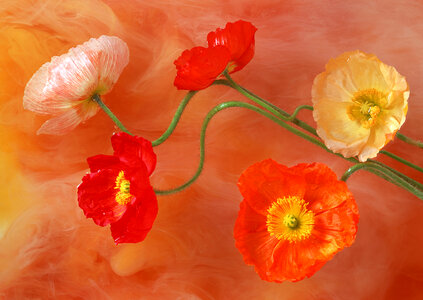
379 150 423 173
154 101 356 195
92 94 132 135
224 74 423 196
397 132 423 148
220 74 318 136
152 91 197 147
341 162 423 199
367 159 423 190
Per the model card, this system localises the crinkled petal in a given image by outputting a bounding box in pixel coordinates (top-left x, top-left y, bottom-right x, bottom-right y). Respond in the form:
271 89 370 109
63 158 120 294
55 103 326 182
313 99 370 158
111 132 157 176
110 183 158 244
357 126 389 162
234 201 279 280
234 160 359 283
174 46 231 90
207 20 257 73
23 35 129 116
290 163 356 212
77 169 128 226
269 238 327 282
36 99 99 135
312 69 356 103
238 159 306 215
87 154 121 173
89 36 130 94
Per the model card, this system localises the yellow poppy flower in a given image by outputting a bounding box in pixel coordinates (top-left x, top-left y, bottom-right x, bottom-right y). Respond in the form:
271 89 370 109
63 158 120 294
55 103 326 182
312 51 409 162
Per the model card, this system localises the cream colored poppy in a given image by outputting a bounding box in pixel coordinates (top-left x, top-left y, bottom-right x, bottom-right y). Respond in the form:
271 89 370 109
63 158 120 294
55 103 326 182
23 36 129 135
312 51 409 162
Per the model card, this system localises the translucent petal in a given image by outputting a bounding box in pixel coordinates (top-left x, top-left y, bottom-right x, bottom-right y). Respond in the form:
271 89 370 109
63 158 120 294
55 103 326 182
36 99 99 135
23 35 129 116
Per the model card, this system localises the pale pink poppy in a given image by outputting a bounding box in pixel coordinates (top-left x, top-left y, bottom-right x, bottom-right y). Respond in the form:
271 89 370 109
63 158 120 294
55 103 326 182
23 35 129 135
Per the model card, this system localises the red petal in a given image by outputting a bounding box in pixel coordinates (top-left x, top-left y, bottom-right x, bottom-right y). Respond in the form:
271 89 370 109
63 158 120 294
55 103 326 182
207 20 257 73
237 159 306 215
87 154 121 172
77 169 127 226
111 132 157 176
174 46 230 90
110 184 158 244
234 201 279 281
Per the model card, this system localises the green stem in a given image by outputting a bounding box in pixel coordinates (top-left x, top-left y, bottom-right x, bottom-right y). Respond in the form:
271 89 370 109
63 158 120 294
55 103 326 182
341 162 423 199
92 94 132 135
224 75 423 196
221 73 317 136
397 132 423 148
154 101 355 195
379 150 423 173
151 91 197 146
367 159 423 190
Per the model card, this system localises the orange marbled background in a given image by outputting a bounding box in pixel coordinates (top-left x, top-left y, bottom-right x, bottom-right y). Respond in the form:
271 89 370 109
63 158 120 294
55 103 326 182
0 0 422 299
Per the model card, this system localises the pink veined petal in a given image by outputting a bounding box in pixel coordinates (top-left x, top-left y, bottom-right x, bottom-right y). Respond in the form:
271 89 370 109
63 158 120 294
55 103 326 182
23 36 129 115
23 61 77 115
36 99 99 135
92 36 130 94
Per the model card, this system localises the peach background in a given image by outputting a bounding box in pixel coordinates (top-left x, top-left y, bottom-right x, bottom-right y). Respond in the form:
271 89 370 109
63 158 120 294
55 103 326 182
0 0 422 299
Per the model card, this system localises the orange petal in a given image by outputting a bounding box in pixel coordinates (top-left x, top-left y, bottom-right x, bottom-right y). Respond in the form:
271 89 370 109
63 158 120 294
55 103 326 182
234 201 279 280
238 159 306 215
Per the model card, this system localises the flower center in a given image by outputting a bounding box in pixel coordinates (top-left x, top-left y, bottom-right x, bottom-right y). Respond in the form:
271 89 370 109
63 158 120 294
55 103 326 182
266 196 314 243
114 170 133 205
348 89 387 128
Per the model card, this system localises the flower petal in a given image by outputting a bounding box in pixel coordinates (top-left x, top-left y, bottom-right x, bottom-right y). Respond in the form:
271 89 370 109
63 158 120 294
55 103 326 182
87 154 121 173
23 35 129 124
36 99 99 135
234 201 279 280
313 99 370 158
269 238 327 282
238 159 306 215
110 183 158 244
77 169 128 226
88 36 130 95
111 132 157 176
174 46 231 90
234 160 359 282
312 50 409 161
207 20 257 73
290 163 355 212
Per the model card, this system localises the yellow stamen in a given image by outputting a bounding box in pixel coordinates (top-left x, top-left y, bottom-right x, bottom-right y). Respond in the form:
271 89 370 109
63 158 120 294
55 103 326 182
266 196 314 243
348 88 387 128
114 170 133 205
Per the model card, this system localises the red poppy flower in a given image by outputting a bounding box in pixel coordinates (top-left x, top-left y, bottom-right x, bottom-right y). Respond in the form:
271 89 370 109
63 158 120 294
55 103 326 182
234 159 359 282
77 132 158 244
207 20 257 73
174 46 230 90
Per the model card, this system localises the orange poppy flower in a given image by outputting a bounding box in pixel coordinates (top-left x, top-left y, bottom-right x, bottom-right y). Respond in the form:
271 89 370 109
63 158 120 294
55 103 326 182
23 35 129 135
234 159 359 282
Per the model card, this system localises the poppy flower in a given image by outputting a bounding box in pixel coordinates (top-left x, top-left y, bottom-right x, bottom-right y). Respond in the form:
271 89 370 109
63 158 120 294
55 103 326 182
23 35 129 135
77 132 158 244
174 46 231 90
207 20 257 73
234 159 359 282
312 50 409 162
